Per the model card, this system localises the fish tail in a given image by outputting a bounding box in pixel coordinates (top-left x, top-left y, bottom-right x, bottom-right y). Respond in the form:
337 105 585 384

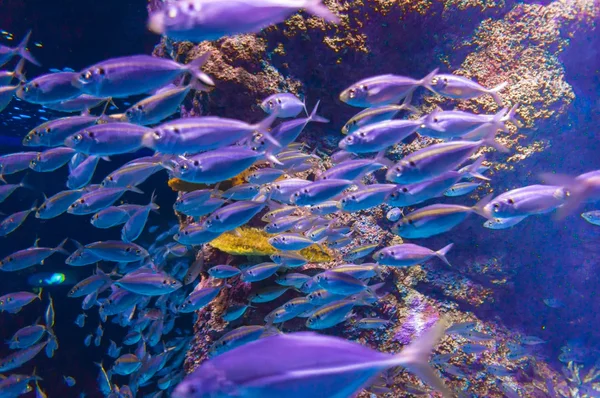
472 193 494 219
482 128 509 153
253 114 281 148
392 319 452 397
185 52 215 88
374 150 394 168
307 100 329 124
539 172 587 220
149 190 160 212
54 238 70 256
36 287 44 301
304 0 340 23
15 30 40 66
0 174 6 184
126 185 144 195
501 103 521 128
464 156 490 181
13 58 26 82
419 67 439 92
487 81 508 107
19 173 35 190
435 243 454 267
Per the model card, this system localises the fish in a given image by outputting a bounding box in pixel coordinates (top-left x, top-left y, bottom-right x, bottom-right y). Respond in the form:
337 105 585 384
45 294 55 328
374 243 453 267
0 202 37 236
222 303 252 322
174 223 222 245
582 210 600 226
339 184 397 213
63 376 76 387
29 147 77 172
184 255 204 285
121 192 159 242
269 233 318 251
445 321 477 335
43 94 111 113
461 330 494 342
222 183 261 201
444 182 481 197
306 299 358 329
116 271 181 296
356 317 391 330
248 286 292 303
122 85 192 125
264 215 303 234
75 313 87 327
0 31 39 67
0 152 40 179
202 200 266 233
74 54 214 97
484 185 567 219
271 252 308 268
386 137 506 184
91 205 141 228
247 168 285 185
7 324 46 349
17 72 82 104
67 155 102 189
208 264 241 279
0 340 48 372
241 262 281 283
64 123 151 155
261 93 305 118
310 200 340 216
0 175 32 204
0 290 42 313
101 160 163 188
172 320 450 397
112 354 142 375
144 114 277 154
168 148 267 184
267 178 312 204
339 69 438 108
318 153 390 181
148 0 339 42
67 186 144 215
392 197 491 239
342 104 417 135
178 286 222 313
306 289 346 305
84 240 149 262
483 216 528 229
520 335 546 345
23 114 102 148
462 343 489 354
314 271 370 295
430 73 507 106
68 269 113 297
290 179 354 206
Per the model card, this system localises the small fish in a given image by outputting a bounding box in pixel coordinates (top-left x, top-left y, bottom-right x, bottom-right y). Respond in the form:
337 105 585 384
483 216 528 229
45 294 55 328
330 263 379 280
84 334 93 346
306 299 358 329
430 74 507 106
36 188 88 219
74 54 213 97
17 72 82 104
0 238 69 272
67 155 102 190
248 286 291 303
446 321 476 335
148 0 339 42
203 200 266 233
122 85 192 125
314 271 370 296
261 93 305 118
269 233 317 251
462 343 488 354
0 175 32 204
174 223 222 245
306 289 346 305
112 354 142 376
461 330 494 342
338 184 396 213
121 192 159 242
0 340 48 372
74 313 87 327
247 168 285 185
342 243 379 262
43 94 111 113
178 286 222 313
484 185 567 219
0 291 42 313
222 183 261 201
91 205 140 228
184 255 204 285
63 376 76 387
102 160 163 188
84 240 148 262
356 317 391 330
392 198 490 239
65 123 151 156
339 69 438 108
264 215 303 234
520 335 546 345
0 152 40 179
222 303 251 322
68 269 112 297
271 252 308 268
310 201 340 216
267 178 312 204
241 262 281 283
209 325 269 358
116 271 181 296
375 243 453 268
444 182 481 197
208 264 241 279
342 104 417 135
582 210 600 226
68 186 144 215
7 324 46 349
23 114 101 148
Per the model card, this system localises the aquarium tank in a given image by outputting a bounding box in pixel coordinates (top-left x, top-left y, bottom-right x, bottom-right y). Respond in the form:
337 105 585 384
0 0 598 396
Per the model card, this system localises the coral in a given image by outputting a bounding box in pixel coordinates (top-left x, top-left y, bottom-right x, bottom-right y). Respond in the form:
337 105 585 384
208 227 332 262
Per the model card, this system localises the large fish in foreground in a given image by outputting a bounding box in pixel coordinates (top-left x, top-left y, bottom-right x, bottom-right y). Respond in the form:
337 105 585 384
148 0 340 42
173 320 450 397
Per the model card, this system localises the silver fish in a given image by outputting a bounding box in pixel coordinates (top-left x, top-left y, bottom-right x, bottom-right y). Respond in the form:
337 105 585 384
342 104 417 135
290 179 354 206
64 123 151 155
484 185 566 219
375 243 453 267
483 216 527 230
261 93 305 118
122 85 191 125
67 186 143 215
23 114 101 148
430 73 507 106
148 0 339 42
0 238 69 271
43 94 111 113
17 72 81 104
29 147 77 172
0 340 48 372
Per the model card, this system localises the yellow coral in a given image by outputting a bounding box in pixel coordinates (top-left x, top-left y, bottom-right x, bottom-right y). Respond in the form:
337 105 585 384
209 227 332 262
168 169 256 193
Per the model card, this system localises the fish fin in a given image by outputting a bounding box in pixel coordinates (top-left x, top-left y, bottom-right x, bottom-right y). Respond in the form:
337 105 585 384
0 174 6 184
126 185 144 195
435 243 453 267
185 52 214 88
15 30 40 66
472 193 494 219
482 129 509 153
37 287 44 301
54 238 70 256
307 100 329 123
401 89 414 108
539 173 584 220
395 319 452 397
265 151 284 166
253 114 280 148
419 68 440 92
501 103 522 128
13 58 26 82
374 150 394 169
149 190 160 212
304 0 340 23
464 156 490 181
400 103 419 113
487 81 508 107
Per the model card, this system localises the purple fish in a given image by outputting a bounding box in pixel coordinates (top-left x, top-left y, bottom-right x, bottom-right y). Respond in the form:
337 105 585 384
0 202 37 236
484 185 567 219
0 152 40 180
339 69 438 108
67 155 102 189
430 73 507 106
29 147 77 172
67 186 143 215
122 85 191 125
173 320 450 398
148 0 339 42
375 243 453 267
64 123 150 155
0 176 32 204
73 54 213 98
0 290 41 313
43 94 111 113
23 114 102 148
261 93 305 118
0 238 69 272
17 72 82 104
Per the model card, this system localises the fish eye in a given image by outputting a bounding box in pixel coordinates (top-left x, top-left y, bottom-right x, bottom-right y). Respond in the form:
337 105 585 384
96 68 105 76
433 118 439 122
493 203 500 209
402 187 408 193
45 127 51 133
180 164 188 171
360 84 368 91
409 161 416 167
348 88 356 98
507 198 515 205
193 160 199 166
73 134 82 142
171 127 180 134
125 247 131 253
24 86 30 92
153 131 162 140
183 231 188 235
346 136 353 142
136 249 141 255
268 100 274 106
87 131 95 138
359 132 365 137
407 219 413 225
163 280 167 284
83 71 92 80
443 77 448 82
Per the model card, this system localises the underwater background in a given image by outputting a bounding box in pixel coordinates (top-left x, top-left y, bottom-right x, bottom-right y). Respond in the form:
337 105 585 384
0 0 599 397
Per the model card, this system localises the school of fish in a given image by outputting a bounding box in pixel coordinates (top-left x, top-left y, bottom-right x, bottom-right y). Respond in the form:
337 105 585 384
0 1 596 397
